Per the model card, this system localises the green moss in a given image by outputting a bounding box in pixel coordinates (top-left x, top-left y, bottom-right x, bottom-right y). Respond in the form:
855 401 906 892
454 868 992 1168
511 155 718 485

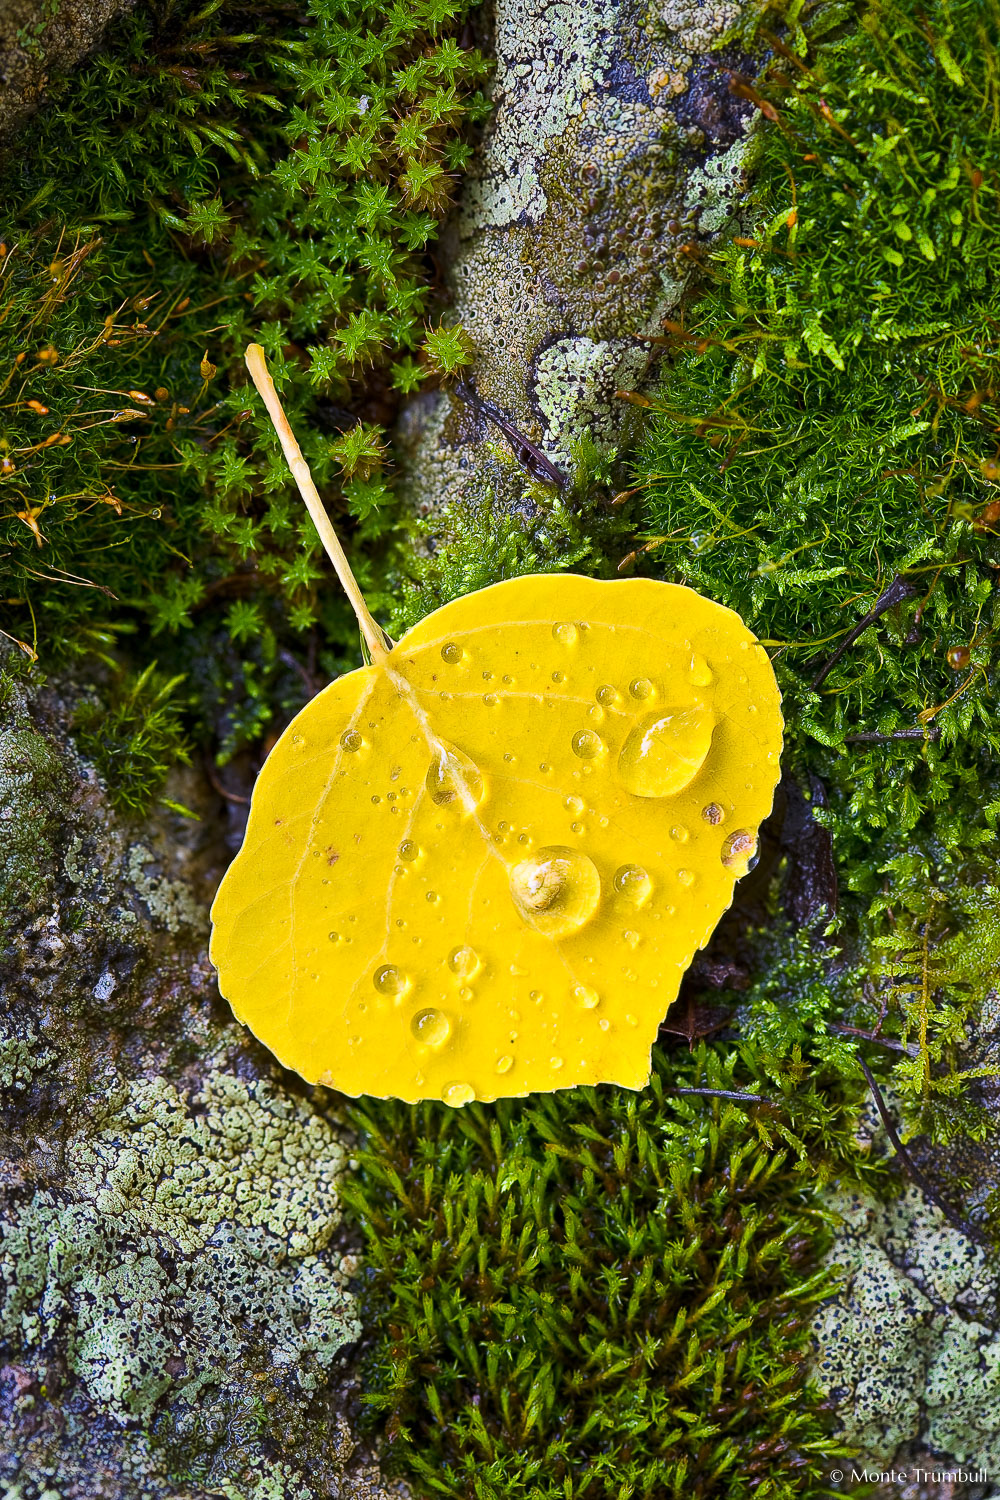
0 0 489 805
631 0 1000 1136
0 703 67 923
345 1043 866 1500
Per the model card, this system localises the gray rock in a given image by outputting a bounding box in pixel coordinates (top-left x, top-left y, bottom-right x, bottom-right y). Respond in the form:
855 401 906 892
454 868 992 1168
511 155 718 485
396 0 758 515
0 655 404 1500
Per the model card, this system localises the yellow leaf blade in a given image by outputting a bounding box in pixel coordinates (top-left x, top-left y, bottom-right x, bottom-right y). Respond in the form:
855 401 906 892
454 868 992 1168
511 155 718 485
210 574 782 1105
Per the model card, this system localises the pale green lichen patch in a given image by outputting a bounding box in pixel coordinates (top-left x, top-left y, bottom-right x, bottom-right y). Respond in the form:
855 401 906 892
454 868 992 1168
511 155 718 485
811 1185 1000 1468
1 1069 359 1421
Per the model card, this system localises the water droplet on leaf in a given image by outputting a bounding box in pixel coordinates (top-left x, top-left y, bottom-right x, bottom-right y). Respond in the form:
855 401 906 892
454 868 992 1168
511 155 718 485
508 846 601 937
618 704 714 798
411 1008 451 1046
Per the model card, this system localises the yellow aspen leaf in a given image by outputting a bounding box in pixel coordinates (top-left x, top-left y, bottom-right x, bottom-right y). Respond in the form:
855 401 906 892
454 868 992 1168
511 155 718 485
209 348 783 1107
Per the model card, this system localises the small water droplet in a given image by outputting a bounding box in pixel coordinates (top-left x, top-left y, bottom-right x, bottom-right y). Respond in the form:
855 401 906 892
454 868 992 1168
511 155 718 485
340 729 363 753
570 821 584 833
529 988 543 1003
374 964 409 996
613 864 652 908
571 728 604 760
551 670 565 683
629 677 654 700
496 1055 514 1074
573 984 600 1009
483 693 498 707
550 1056 564 1070
618 704 715 798
677 868 695 887
426 745 485 811
448 945 481 979
502 673 515 686
564 794 585 816
702 803 725 825
599 1018 610 1032
441 642 462 664
670 824 690 843
596 684 621 708
509 846 602 938
426 890 440 904
625 1013 638 1027
689 652 713 687
328 931 340 943
552 621 578 646
371 795 381 804
587 705 605 725
398 839 420 861
539 762 552 774
622 929 641 948
721 828 758 873
292 733 304 746
443 1081 475 1107
410 1008 451 1047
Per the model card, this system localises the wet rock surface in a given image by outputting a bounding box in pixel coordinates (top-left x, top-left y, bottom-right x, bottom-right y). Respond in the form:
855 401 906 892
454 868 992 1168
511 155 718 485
0 658 405 1500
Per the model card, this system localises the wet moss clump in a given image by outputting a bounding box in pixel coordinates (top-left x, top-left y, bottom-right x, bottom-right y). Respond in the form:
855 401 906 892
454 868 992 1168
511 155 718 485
346 1043 859 1500
632 0 1000 1146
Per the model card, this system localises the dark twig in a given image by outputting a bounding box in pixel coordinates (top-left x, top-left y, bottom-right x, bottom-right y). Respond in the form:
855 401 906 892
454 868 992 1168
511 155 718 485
829 1022 919 1056
455 379 565 487
665 1086 770 1103
811 574 918 688
845 727 940 743
856 1055 990 1247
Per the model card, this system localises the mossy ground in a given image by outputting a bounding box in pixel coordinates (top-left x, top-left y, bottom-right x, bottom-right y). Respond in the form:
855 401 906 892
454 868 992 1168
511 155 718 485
629 0 1000 1151
2 0 998 1494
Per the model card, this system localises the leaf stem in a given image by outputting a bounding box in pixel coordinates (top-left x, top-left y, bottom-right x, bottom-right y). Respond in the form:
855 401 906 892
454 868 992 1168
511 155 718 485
244 344 392 662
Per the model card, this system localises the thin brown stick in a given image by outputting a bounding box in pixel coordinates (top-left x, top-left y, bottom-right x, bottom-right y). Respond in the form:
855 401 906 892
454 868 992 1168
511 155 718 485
244 344 393 662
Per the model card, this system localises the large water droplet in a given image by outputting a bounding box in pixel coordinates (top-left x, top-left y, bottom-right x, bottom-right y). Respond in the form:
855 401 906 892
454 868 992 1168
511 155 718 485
573 984 600 1009
340 729 363 753
374 964 409 996
721 828 758 874
552 621 578 646
617 703 715 798
689 652 713 687
426 744 485 811
443 1081 475 1107
571 729 604 760
448 945 481 979
612 864 652 907
410 1008 451 1047
509 846 601 938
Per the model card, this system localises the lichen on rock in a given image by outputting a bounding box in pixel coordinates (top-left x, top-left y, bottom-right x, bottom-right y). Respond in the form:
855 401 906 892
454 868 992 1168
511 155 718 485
811 1184 1000 1469
396 0 758 516
0 655 398 1499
